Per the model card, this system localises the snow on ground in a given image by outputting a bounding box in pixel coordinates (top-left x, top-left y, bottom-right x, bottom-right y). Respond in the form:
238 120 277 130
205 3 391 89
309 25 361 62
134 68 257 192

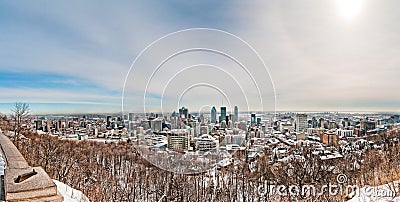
53 179 90 202
347 181 400 202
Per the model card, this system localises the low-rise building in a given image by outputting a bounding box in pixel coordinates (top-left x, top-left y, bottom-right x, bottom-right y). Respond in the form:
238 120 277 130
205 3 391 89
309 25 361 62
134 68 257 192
321 131 338 147
167 129 189 152
336 129 354 138
195 134 218 151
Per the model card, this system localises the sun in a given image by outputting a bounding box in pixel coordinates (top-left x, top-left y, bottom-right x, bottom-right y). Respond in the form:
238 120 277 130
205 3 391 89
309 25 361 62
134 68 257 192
338 0 363 20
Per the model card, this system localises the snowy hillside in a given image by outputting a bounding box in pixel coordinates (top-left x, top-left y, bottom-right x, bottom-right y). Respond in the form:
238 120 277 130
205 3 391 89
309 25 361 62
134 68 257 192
53 180 90 202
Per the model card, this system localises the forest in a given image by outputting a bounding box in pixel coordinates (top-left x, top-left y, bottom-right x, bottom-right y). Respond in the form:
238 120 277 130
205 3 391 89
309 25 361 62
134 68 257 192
10 129 400 202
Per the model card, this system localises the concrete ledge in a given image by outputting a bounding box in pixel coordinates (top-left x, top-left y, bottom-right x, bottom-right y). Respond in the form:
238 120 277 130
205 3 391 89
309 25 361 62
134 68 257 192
5 167 58 200
0 133 63 202
8 192 64 202
0 134 29 169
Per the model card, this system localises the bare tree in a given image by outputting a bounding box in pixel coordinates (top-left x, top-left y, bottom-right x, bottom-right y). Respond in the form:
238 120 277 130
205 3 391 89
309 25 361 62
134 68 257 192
11 102 30 141
0 113 7 132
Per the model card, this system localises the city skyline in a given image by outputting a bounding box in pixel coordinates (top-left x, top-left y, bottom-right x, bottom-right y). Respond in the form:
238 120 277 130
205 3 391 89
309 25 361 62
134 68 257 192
1 1 400 114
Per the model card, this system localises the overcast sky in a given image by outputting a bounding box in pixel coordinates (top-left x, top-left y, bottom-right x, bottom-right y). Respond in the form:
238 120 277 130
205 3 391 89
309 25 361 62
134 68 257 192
1 0 400 114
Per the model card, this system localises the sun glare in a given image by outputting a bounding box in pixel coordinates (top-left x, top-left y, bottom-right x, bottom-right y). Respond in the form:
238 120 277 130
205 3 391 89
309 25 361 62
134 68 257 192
338 0 363 20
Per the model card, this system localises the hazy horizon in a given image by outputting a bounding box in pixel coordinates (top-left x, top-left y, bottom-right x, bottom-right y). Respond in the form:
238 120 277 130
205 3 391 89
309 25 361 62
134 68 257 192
1 102 399 116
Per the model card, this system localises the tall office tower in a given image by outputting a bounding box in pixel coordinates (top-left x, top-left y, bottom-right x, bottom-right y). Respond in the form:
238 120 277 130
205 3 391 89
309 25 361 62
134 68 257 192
193 121 200 137
234 106 239 122
129 113 135 121
171 116 178 129
319 118 325 129
229 114 234 122
257 117 262 125
228 120 233 129
179 107 188 119
220 106 227 123
55 120 61 132
312 117 318 128
251 113 256 124
106 116 112 127
343 117 349 128
295 113 308 133
325 120 330 129
35 118 42 131
211 106 217 123
199 114 205 123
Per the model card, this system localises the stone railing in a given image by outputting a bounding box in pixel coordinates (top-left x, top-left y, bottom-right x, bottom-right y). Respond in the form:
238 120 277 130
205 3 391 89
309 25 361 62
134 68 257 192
0 133 63 202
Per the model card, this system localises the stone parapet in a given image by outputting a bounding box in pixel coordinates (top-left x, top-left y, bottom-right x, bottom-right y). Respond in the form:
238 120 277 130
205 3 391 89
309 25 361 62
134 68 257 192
0 133 63 202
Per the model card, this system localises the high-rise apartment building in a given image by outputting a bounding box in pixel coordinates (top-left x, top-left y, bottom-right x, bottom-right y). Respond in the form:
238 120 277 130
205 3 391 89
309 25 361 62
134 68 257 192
295 113 308 133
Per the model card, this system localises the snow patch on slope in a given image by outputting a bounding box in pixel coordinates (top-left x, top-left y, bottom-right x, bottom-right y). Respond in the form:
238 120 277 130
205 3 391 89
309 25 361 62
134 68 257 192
53 179 90 202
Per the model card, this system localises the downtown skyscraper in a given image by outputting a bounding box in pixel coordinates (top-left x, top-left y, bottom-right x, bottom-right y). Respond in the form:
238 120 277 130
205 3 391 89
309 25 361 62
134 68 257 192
234 106 238 122
220 106 226 123
211 106 217 123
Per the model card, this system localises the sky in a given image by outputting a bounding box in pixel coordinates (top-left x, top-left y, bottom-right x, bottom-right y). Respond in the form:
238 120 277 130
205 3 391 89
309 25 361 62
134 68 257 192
1 0 400 114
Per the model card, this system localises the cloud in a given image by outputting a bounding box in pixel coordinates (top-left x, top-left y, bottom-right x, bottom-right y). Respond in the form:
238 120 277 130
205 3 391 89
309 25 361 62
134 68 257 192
1 1 400 113
230 0 400 111
0 87 120 104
